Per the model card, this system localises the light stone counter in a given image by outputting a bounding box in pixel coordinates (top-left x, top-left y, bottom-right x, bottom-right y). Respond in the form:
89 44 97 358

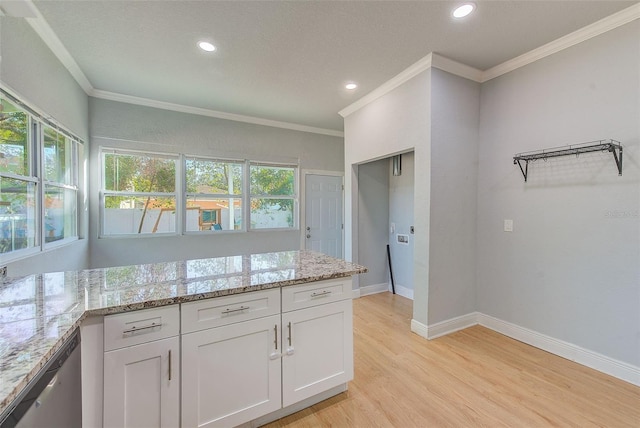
0 250 366 419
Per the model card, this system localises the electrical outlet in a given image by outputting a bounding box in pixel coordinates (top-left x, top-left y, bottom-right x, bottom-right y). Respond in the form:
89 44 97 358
0 266 7 278
397 234 409 244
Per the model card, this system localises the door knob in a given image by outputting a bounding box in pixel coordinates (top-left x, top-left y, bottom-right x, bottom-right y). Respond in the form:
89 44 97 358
306 234 311 238
306 226 310 231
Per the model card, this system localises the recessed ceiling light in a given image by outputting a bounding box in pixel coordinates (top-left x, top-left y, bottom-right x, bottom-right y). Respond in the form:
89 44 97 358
345 83 358 90
452 3 475 19
198 41 216 52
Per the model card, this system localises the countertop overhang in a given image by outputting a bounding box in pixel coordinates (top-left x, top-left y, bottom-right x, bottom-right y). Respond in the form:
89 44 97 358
0 250 367 419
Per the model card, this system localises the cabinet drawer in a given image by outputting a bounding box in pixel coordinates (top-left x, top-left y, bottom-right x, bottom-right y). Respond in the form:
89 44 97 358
104 306 180 352
182 288 280 334
282 279 352 312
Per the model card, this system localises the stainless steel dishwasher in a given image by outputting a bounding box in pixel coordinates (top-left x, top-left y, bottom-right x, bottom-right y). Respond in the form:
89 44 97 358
0 330 82 428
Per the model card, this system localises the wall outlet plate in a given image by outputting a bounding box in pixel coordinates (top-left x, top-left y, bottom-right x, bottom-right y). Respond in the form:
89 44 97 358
397 234 409 244
504 219 514 232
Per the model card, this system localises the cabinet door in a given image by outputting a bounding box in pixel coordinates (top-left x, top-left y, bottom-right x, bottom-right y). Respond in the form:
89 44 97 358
103 336 179 428
282 299 353 407
182 314 282 428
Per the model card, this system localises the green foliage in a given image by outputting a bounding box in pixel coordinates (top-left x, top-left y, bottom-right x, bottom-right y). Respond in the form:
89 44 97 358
104 153 176 208
43 127 70 183
0 99 29 176
185 159 242 194
250 165 295 212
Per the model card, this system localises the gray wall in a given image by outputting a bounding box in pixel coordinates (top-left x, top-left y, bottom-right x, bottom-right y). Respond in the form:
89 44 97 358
88 98 344 267
476 21 640 366
357 158 389 287
344 70 431 322
388 151 414 296
428 69 480 324
1 17 90 276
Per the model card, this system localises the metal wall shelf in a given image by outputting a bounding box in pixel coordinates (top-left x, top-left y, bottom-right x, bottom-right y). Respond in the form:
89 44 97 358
513 139 623 182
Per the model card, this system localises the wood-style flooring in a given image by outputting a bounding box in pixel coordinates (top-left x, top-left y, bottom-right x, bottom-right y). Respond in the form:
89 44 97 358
264 292 640 427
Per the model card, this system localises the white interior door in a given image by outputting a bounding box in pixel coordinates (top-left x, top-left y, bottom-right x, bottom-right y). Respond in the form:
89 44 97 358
304 174 343 258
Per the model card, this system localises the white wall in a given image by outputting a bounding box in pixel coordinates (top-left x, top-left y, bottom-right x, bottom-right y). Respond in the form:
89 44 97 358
1 17 90 276
344 70 431 323
388 152 415 298
476 21 640 366
357 158 389 288
428 69 480 324
88 98 344 268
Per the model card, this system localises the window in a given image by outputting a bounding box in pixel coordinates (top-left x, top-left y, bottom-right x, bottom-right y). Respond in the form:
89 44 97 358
185 157 243 232
249 163 297 229
101 150 177 235
1 92 82 259
0 98 35 255
43 125 79 243
99 149 298 236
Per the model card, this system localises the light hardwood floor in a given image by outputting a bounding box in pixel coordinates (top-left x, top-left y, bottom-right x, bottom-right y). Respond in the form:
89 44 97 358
264 292 640 427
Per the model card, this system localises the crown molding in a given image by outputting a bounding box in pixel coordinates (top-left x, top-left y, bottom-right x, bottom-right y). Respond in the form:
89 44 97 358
340 3 640 117
339 53 434 118
431 54 483 83
481 3 640 82
339 52 484 118
92 90 344 138
23 0 93 93
22 0 343 138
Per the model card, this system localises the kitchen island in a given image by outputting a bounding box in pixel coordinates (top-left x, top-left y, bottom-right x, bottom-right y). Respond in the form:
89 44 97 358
0 250 366 427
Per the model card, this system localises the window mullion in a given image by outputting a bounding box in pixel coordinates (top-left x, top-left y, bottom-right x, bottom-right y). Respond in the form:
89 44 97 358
244 159 250 231
35 119 44 251
177 154 184 235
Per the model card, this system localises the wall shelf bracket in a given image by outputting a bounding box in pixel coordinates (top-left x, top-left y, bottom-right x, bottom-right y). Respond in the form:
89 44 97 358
513 139 622 182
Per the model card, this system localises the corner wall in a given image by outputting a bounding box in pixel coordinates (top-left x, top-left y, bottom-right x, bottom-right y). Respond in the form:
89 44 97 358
428 69 480 324
1 17 89 276
343 70 431 323
476 21 640 367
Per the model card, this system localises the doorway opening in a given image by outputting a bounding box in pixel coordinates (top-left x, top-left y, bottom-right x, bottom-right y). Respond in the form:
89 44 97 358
357 152 414 299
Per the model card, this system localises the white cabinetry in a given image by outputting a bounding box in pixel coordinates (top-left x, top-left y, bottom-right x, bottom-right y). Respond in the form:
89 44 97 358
103 306 180 428
100 279 354 428
281 280 353 407
181 289 282 428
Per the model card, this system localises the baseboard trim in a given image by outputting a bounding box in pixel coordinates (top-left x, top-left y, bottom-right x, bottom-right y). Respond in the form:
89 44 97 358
393 284 414 300
426 312 480 340
410 319 428 339
477 313 640 387
359 282 390 297
412 312 640 386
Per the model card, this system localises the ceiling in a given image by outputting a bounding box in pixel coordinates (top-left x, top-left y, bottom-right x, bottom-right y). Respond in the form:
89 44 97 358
18 1 639 133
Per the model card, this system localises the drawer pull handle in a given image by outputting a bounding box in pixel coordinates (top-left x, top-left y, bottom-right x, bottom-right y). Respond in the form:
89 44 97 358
311 290 331 298
287 322 292 346
168 350 172 381
274 325 278 350
122 322 163 335
222 305 250 315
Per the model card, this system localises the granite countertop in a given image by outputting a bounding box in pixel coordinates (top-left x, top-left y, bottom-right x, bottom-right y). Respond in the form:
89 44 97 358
0 250 366 419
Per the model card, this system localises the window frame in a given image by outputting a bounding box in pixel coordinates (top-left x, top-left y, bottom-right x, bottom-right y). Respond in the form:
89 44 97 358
100 148 180 237
1 90 83 262
248 161 299 231
41 123 80 249
184 155 245 234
